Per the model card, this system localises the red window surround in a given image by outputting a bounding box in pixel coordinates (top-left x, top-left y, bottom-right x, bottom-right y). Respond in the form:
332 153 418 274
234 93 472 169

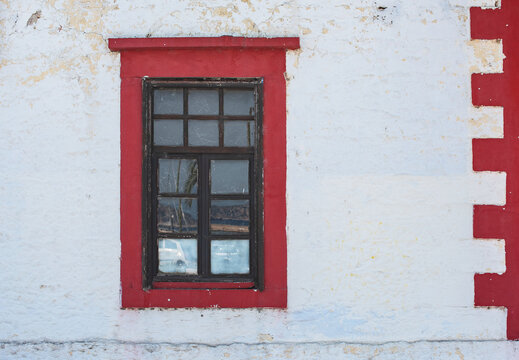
471 1 519 339
108 37 299 308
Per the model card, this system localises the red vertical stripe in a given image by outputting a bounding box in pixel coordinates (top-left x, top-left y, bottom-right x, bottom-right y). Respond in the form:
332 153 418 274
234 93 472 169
471 1 519 339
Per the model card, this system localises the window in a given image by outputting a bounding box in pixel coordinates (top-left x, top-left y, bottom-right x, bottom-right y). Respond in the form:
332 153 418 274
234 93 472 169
109 36 299 308
142 79 263 288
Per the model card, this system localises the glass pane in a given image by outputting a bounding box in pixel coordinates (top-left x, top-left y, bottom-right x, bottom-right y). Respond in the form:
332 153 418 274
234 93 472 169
224 121 255 147
211 240 250 274
154 89 183 114
157 198 197 233
154 120 183 146
224 89 255 115
211 160 249 194
158 239 197 274
159 159 198 194
188 89 219 115
210 200 249 234
188 120 219 146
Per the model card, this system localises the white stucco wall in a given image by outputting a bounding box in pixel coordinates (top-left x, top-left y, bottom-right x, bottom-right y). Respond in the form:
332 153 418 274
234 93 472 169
0 0 514 358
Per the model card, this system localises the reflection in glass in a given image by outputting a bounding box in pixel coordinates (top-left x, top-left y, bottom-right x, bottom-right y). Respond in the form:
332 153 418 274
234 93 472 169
188 89 219 115
159 159 198 194
188 120 219 146
154 120 183 146
224 121 255 147
158 239 197 274
210 160 249 194
224 89 255 115
211 240 250 274
154 89 183 114
210 200 249 234
157 198 197 233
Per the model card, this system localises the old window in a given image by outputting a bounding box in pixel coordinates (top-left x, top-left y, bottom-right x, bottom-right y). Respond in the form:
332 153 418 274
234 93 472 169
109 36 298 308
143 79 263 287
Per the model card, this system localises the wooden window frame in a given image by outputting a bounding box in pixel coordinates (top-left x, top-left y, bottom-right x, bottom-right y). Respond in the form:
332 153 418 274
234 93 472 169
142 79 264 288
108 36 299 308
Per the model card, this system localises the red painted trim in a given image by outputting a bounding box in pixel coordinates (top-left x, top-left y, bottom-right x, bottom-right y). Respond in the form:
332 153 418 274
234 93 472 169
473 205 507 239
472 138 507 171
471 0 519 339
108 36 300 51
472 73 506 107
113 38 296 308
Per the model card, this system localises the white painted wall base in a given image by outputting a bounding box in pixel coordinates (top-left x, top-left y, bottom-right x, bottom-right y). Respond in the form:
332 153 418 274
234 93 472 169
2 340 519 360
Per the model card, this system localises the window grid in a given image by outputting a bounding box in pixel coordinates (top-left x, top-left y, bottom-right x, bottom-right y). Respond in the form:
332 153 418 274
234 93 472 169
142 79 263 288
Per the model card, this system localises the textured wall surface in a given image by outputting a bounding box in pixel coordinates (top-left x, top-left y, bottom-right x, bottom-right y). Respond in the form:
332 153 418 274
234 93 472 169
0 0 513 358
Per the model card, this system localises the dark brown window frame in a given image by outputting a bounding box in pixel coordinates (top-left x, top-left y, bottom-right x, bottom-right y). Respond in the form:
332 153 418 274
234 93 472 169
142 78 264 289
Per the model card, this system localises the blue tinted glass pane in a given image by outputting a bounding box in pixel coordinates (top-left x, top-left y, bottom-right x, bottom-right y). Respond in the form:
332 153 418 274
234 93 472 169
224 121 255 147
224 89 255 115
188 89 218 115
154 89 183 114
158 239 197 274
210 160 249 194
211 240 249 274
154 120 183 146
188 120 219 146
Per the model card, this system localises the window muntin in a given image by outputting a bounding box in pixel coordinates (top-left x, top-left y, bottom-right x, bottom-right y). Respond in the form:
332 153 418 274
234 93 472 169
143 79 262 287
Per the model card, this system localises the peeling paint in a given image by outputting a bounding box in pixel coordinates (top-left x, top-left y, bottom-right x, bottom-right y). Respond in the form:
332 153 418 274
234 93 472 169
468 39 504 74
21 60 75 85
258 334 274 342
63 0 108 34
343 345 361 354
240 0 255 11
26 10 42 27
242 18 258 32
210 5 237 18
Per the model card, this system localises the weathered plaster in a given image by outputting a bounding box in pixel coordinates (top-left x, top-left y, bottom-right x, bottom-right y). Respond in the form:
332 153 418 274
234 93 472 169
468 39 504 74
2 340 519 359
0 0 511 358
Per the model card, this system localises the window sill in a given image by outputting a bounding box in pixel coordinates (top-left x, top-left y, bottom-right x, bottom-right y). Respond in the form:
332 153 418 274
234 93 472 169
122 288 287 308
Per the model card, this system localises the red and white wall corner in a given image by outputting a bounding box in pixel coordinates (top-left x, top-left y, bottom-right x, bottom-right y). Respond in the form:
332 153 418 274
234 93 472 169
472 0 519 340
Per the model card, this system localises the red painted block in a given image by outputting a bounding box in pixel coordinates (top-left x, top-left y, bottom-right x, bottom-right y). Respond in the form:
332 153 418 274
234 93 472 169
473 205 507 239
475 273 508 307
471 7 503 40
472 138 507 172
471 73 506 106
